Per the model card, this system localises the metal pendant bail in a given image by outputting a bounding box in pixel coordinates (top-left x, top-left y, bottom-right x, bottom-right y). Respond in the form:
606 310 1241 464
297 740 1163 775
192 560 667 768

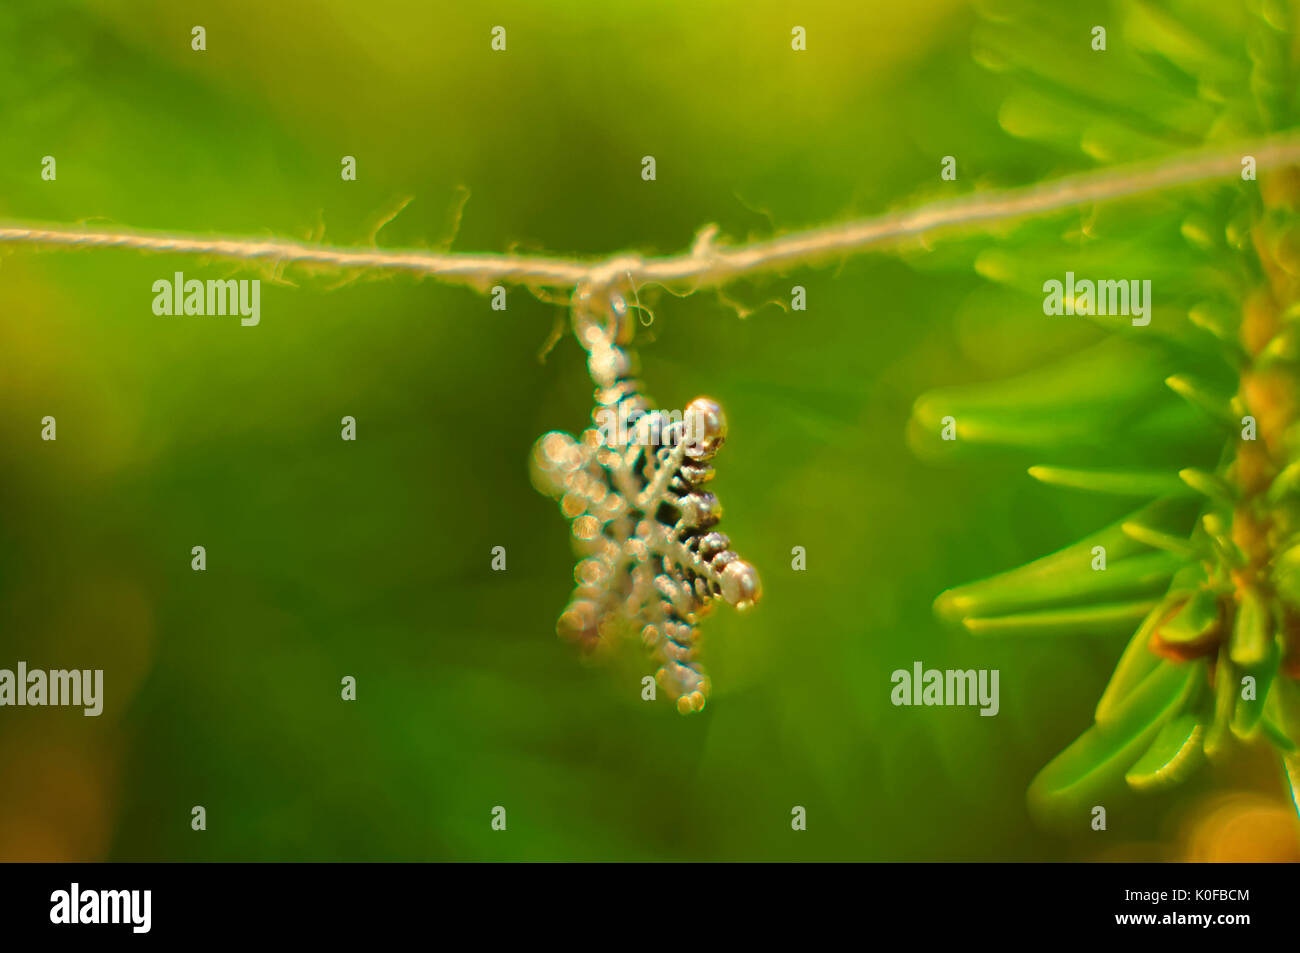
571 282 634 352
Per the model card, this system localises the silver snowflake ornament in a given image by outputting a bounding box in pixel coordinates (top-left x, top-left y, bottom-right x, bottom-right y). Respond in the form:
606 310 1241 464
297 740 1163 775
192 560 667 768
530 289 761 713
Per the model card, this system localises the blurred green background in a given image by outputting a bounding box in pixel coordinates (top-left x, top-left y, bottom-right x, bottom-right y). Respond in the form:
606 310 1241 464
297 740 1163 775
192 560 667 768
1 0 1292 861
